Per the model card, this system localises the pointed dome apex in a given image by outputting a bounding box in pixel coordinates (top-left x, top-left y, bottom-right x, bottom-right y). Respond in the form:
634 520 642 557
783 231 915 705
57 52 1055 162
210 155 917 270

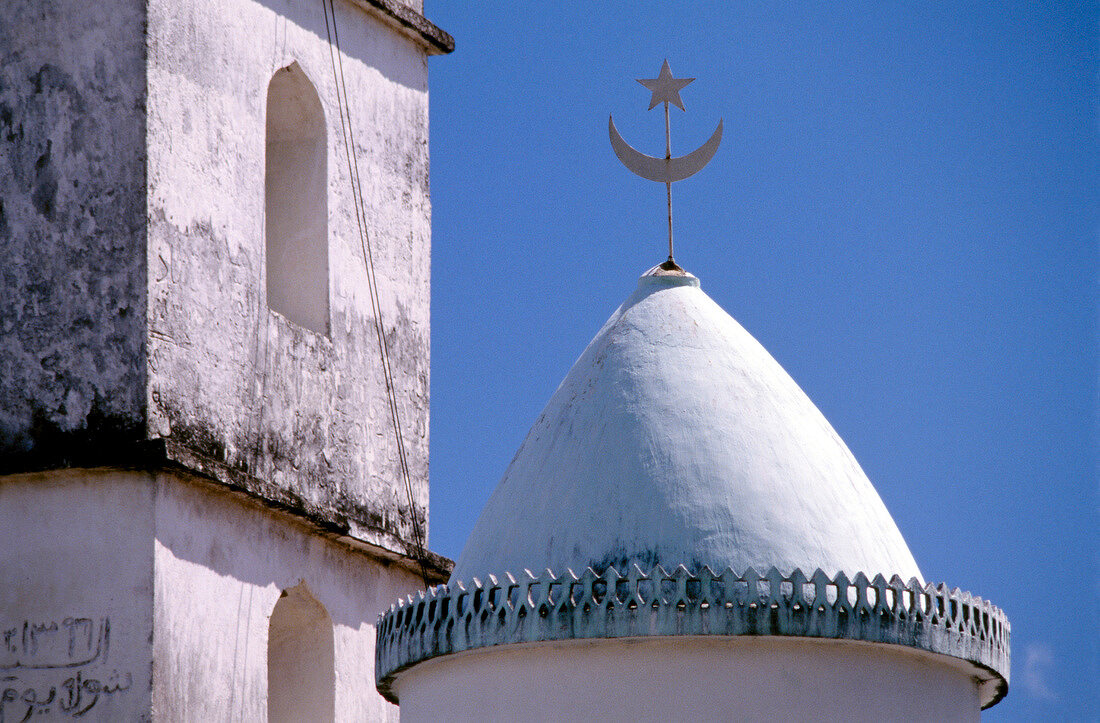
641 259 699 284
451 267 922 584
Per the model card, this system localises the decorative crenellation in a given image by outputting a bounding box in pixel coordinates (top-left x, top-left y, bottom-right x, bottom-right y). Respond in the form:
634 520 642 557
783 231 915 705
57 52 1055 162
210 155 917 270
376 566 1010 707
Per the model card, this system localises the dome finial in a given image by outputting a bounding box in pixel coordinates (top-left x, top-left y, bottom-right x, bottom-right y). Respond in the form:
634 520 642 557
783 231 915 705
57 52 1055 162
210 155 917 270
609 60 723 266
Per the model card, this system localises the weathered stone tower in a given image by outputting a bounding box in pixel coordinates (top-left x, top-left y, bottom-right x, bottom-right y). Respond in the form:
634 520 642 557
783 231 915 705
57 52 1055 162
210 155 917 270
0 0 451 718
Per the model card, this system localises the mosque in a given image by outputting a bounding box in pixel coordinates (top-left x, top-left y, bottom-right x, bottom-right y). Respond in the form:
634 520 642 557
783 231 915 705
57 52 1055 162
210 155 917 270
0 1 1007 720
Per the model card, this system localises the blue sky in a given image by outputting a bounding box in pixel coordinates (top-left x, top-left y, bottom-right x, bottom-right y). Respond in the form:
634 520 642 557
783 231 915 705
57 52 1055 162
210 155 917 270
422 4 1097 718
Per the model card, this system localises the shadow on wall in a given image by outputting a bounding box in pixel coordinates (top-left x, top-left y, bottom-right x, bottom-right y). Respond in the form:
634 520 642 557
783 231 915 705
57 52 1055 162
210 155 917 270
268 583 335 723
255 0 428 92
154 473 424 630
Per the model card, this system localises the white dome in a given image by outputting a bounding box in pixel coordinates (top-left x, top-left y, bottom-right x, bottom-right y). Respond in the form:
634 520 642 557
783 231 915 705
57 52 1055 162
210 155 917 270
451 267 922 584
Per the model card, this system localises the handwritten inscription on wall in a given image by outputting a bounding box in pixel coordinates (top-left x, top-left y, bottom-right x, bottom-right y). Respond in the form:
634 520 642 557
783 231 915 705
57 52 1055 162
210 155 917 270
1 617 108 670
0 617 131 720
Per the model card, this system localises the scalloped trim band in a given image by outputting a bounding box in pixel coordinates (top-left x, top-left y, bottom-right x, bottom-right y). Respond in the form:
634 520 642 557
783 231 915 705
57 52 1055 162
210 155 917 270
376 566 1010 708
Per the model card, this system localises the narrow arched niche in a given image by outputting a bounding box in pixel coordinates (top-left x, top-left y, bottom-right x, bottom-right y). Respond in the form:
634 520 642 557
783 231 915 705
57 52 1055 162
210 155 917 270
265 62 329 335
268 583 335 723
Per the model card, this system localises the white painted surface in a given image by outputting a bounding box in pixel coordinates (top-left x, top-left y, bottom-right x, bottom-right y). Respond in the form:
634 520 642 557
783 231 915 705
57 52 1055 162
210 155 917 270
454 270 923 583
152 470 424 721
394 637 981 722
0 470 154 720
0 468 426 720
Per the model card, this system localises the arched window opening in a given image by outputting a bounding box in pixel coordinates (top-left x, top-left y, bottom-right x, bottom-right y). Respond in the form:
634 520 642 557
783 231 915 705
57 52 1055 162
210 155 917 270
265 62 329 335
268 583 335 722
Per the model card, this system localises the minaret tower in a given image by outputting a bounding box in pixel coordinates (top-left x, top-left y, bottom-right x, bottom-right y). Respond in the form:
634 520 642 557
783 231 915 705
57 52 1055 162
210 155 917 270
375 64 1010 721
0 0 451 718
377 265 1011 721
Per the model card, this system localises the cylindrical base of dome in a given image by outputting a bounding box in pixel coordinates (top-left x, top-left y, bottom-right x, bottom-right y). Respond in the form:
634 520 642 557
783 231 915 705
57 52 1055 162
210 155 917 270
392 636 982 722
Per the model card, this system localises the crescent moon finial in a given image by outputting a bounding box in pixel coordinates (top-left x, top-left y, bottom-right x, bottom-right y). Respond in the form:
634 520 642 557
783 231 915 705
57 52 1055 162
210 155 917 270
609 115 723 184
609 61 722 266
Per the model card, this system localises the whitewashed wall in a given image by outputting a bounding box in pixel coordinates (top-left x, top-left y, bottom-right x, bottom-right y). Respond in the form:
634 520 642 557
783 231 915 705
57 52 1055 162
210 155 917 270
0 470 154 720
394 637 982 722
0 469 425 720
152 470 423 720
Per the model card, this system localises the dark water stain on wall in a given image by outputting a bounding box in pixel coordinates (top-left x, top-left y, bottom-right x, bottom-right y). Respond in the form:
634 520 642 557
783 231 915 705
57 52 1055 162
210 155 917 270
0 2 149 467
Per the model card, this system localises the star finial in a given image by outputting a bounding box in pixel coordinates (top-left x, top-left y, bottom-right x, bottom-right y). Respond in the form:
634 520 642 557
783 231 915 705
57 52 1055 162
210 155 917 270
637 59 695 111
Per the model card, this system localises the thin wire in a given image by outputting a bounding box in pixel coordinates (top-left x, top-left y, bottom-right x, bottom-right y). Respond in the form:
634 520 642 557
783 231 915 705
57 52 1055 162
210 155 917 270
327 0 429 588
323 0 428 585
322 0 431 588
